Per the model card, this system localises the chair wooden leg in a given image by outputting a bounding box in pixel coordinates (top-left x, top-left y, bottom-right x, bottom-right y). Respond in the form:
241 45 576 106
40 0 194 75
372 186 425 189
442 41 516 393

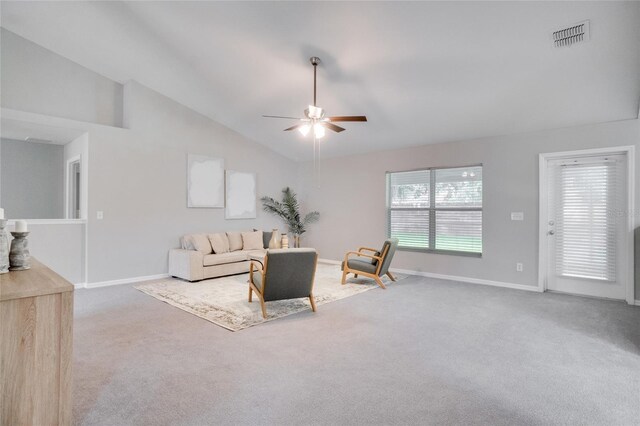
341 270 348 285
259 296 267 319
309 293 317 312
374 275 387 289
354 274 358 278
248 286 253 302
386 272 397 282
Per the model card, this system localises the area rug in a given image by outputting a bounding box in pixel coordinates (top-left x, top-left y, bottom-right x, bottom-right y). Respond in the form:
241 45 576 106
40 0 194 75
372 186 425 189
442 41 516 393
135 263 405 331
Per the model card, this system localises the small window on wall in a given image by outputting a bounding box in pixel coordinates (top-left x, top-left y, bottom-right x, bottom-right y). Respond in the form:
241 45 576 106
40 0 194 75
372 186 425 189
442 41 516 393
386 165 483 256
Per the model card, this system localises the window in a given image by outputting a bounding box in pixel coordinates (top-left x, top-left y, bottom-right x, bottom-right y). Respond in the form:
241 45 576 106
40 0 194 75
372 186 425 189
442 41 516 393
386 165 483 255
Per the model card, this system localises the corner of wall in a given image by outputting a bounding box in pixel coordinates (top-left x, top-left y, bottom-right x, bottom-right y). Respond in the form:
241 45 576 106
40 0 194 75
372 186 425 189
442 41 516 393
122 80 136 130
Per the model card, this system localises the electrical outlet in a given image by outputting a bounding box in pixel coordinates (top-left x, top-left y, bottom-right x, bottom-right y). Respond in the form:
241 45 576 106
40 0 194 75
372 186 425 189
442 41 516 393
511 212 524 221
97 211 104 220
516 262 523 272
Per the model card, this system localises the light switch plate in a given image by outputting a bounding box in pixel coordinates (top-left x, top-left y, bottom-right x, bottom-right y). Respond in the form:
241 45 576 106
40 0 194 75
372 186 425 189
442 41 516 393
511 212 524 221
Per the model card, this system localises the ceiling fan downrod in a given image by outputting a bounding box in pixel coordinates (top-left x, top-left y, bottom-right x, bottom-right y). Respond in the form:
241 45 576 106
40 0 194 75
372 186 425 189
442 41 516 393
310 56 320 107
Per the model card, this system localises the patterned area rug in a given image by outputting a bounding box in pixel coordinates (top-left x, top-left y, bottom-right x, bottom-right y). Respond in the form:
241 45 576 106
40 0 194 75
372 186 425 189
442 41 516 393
135 263 405 331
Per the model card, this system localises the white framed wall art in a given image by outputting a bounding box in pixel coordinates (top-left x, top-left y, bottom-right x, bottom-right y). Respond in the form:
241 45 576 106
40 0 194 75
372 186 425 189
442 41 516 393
187 154 225 208
225 170 257 219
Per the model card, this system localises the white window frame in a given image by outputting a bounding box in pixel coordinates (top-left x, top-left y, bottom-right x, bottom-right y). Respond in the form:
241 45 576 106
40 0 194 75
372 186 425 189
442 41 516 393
538 146 635 305
386 164 483 257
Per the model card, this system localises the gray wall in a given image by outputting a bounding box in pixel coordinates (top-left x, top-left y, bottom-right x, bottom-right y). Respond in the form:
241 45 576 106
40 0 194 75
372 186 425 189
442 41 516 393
85 81 299 283
2 26 638 296
0 32 299 284
0 28 123 127
299 119 640 298
4 222 86 285
0 138 64 219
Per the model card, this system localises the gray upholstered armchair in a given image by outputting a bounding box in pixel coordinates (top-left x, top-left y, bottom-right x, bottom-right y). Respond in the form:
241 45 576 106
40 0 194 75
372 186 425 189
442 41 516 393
341 238 399 289
248 248 318 319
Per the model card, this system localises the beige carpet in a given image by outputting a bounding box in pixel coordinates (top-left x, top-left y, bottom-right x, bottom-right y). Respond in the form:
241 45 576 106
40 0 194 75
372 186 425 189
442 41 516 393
135 263 404 331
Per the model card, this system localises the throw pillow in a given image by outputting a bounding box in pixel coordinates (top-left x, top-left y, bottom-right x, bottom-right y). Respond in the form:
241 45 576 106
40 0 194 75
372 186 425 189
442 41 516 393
242 230 263 250
186 234 213 255
263 230 273 249
208 233 230 254
371 251 381 265
253 228 273 249
226 232 244 251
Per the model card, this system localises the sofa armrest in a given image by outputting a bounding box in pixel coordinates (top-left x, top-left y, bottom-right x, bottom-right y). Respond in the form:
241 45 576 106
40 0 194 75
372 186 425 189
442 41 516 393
169 249 204 281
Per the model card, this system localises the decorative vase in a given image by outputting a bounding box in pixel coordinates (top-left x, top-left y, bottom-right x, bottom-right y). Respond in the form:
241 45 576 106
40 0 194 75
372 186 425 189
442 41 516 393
269 229 281 249
0 219 9 274
293 234 300 248
281 234 289 249
9 231 31 271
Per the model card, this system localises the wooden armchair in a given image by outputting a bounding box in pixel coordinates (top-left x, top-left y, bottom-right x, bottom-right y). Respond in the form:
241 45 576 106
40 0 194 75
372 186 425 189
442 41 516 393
341 238 399 289
248 248 318 319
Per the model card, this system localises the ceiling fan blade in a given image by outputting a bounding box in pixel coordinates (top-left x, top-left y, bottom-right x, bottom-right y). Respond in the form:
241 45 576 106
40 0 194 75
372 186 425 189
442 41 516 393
324 122 346 133
284 124 306 131
263 115 303 120
328 116 368 122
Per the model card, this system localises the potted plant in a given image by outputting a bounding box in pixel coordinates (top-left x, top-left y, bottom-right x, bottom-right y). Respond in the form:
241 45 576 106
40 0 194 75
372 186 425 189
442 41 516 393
260 187 319 248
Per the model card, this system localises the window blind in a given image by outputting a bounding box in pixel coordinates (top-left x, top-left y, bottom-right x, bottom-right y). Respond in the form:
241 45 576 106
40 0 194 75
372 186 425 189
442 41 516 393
388 170 430 248
554 159 618 281
389 170 430 208
387 166 482 255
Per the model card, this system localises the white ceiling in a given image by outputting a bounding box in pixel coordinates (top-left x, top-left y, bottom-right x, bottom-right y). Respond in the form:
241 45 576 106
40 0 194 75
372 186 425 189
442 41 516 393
1 118 86 145
1 1 639 161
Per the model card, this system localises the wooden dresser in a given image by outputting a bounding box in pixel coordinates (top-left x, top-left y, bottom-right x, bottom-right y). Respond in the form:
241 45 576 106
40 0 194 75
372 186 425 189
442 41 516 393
1 258 73 426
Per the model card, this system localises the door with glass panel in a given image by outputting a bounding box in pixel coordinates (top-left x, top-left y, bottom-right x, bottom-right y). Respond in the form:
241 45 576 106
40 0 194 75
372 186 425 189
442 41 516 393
545 154 627 299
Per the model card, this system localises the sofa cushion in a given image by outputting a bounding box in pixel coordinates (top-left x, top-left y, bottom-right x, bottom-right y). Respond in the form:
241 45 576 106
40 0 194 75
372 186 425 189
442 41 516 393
208 233 230 254
246 249 267 258
254 229 273 249
226 232 243 251
242 230 263 250
184 234 213 255
341 259 378 274
203 251 248 267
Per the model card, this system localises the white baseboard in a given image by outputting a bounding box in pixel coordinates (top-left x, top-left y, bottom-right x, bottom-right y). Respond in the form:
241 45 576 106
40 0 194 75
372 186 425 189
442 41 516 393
74 282 86 289
318 258 541 293
634 300 640 306
84 273 170 289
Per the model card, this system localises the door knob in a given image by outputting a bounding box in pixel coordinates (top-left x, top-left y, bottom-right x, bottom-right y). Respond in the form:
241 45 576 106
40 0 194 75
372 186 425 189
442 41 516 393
548 230 555 235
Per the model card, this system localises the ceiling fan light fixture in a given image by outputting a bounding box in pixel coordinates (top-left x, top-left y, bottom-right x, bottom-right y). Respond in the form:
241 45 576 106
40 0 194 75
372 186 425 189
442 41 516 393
307 105 324 119
313 122 325 139
263 55 367 164
298 124 311 136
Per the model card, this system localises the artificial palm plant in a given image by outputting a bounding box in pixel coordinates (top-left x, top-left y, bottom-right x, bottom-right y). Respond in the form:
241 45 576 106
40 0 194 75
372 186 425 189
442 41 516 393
260 187 319 247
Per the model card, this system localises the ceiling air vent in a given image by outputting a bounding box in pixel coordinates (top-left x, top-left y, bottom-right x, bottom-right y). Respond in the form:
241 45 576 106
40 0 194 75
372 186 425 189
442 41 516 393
552 20 590 47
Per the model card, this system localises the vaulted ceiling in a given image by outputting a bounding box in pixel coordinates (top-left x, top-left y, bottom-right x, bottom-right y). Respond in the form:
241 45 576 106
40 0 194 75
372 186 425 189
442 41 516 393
1 1 639 161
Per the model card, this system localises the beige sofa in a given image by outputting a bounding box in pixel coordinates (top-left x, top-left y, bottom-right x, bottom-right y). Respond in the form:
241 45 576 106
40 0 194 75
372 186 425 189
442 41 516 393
168 230 269 281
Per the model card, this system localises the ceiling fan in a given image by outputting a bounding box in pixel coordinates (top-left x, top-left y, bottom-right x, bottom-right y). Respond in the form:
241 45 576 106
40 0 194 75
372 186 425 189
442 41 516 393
263 56 367 139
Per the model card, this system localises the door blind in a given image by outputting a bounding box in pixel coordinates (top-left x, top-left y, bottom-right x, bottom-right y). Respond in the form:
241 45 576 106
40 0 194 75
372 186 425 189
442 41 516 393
553 159 618 281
